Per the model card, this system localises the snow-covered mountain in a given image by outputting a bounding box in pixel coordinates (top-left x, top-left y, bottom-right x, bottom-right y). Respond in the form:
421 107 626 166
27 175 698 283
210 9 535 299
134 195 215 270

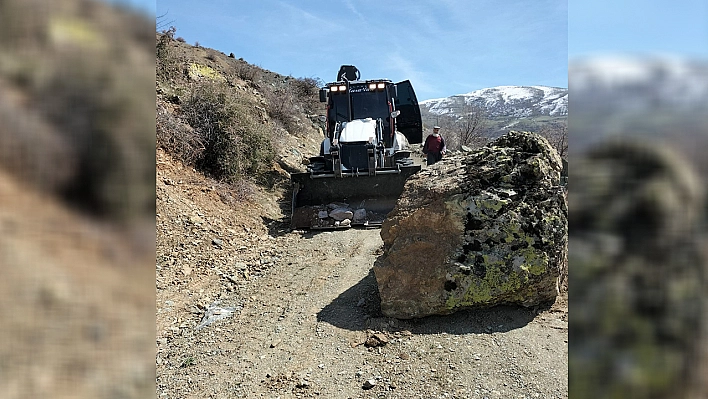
420 85 568 118
569 55 708 157
571 56 708 112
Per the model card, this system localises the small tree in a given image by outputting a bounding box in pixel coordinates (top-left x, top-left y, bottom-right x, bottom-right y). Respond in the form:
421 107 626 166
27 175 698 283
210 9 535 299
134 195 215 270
156 12 175 32
437 101 488 150
156 26 180 82
456 103 487 149
539 121 568 159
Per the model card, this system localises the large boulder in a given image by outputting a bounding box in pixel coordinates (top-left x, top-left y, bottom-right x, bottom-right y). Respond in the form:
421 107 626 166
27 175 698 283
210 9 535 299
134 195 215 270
373 131 567 319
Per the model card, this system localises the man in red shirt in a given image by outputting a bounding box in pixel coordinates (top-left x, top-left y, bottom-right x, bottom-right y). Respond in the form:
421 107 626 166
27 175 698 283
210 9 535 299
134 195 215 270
423 126 447 166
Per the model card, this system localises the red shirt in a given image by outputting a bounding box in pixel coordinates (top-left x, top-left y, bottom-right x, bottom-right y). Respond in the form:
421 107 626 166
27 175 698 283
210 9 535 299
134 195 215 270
424 134 444 153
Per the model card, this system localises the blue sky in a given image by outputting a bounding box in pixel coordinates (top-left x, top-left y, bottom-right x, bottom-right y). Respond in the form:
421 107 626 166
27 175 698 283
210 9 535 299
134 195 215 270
113 0 708 99
149 0 567 101
569 0 708 59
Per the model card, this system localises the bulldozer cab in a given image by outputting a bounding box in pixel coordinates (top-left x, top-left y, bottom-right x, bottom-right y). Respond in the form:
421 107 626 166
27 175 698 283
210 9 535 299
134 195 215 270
322 79 421 147
325 81 393 146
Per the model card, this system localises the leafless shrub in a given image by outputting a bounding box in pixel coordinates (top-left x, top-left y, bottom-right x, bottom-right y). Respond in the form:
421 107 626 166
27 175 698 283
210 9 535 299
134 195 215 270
156 102 204 165
290 77 323 115
0 90 77 192
437 103 488 150
262 77 323 135
262 84 300 134
539 121 568 159
215 179 255 204
157 27 180 82
290 77 320 97
235 61 261 82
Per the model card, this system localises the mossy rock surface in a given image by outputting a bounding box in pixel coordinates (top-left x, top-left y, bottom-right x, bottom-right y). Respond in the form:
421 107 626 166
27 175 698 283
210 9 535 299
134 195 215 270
374 131 567 319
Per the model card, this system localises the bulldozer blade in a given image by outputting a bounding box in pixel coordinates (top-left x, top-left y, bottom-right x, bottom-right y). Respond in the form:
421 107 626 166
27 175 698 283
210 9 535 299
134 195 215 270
291 166 420 229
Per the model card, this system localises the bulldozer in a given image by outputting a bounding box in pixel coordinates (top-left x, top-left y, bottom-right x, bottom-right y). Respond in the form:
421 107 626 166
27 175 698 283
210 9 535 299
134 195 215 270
291 65 423 229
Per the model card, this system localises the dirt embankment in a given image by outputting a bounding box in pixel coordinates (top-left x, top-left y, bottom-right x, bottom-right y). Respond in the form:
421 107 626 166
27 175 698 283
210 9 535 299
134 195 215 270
0 167 154 399
156 148 568 398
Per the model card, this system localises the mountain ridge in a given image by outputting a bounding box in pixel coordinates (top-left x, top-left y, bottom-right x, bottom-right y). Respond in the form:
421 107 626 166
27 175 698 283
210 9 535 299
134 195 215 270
420 85 568 118
418 85 567 138
571 56 708 112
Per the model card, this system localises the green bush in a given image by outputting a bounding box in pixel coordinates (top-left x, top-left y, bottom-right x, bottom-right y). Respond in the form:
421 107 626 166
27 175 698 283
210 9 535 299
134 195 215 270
43 51 156 222
182 80 275 182
290 77 323 115
0 0 156 231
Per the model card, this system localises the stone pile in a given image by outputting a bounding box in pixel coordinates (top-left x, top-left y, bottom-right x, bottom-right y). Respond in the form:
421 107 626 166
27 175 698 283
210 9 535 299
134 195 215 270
292 203 387 229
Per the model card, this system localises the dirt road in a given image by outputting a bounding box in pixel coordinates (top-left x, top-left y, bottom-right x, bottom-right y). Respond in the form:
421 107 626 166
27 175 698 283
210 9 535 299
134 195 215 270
155 150 568 398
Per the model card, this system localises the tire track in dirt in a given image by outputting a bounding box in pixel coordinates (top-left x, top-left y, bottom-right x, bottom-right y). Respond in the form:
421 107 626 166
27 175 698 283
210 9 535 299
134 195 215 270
225 228 383 397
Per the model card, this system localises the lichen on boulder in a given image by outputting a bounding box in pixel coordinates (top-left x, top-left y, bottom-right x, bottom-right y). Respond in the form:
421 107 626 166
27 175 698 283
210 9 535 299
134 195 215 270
373 131 567 319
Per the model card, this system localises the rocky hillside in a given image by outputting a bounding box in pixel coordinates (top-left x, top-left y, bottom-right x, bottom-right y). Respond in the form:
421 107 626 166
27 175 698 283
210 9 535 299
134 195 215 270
156 28 326 192
1 1 156 398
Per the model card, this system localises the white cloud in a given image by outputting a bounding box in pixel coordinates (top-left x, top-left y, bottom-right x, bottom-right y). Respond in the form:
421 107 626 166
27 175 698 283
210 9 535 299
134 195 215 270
343 0 366 22
276 2 342 33
383 53 436 98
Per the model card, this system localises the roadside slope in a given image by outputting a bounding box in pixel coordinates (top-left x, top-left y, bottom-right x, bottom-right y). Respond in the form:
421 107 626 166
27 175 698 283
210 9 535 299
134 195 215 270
0 168 154 399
